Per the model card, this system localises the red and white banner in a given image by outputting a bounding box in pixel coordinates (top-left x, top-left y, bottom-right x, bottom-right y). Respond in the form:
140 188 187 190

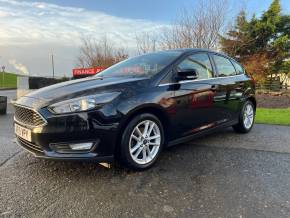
72 67 104 77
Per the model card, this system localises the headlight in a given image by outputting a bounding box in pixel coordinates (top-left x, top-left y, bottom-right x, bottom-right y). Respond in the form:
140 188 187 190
48 92 120 114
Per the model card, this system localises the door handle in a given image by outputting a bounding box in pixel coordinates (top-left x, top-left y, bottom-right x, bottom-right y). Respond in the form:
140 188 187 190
211 84 219 91
237 82 245 89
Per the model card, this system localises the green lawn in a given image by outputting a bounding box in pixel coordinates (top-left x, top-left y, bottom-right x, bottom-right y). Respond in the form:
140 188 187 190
255 108 290 126
0 72 17 89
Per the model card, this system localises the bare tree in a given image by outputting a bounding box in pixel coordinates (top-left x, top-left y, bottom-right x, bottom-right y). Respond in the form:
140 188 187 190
161 0 228 50
77 36 128 68
135 32 159 54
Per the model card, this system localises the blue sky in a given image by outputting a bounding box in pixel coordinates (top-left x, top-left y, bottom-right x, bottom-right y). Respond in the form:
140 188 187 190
22 0 290 22
0 0 289 77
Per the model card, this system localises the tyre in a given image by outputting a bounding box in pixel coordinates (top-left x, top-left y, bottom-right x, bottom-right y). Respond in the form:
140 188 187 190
233 100 255 133
119 113 164 170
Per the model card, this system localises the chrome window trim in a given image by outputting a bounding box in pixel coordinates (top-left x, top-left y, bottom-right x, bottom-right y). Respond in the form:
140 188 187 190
158 74 244 87
13 103 48 128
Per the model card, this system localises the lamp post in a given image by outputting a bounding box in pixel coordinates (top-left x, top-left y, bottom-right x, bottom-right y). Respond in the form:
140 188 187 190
51 53 55 78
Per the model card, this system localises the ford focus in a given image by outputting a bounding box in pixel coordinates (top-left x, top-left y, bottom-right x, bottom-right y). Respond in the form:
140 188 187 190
14 49 256 170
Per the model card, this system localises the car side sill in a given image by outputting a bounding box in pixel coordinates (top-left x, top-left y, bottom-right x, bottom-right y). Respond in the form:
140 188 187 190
167 119 238 147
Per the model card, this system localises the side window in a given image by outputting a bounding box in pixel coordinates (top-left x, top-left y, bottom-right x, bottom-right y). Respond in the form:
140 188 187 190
212 55 236 77
232 60 245 75
177 53 213 80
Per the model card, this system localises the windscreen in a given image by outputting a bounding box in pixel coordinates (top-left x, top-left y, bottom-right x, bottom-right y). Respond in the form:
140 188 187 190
96 51 182 78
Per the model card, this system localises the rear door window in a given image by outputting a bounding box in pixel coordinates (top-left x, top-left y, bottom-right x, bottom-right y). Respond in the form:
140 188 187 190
212 55 236 77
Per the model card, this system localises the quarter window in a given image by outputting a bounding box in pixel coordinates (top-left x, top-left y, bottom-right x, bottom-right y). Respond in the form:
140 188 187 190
232 60 245 75
177 53 213 80
213 55 236 77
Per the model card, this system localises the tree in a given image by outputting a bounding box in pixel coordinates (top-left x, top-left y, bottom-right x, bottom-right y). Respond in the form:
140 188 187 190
161 0 228 50
77 36 128 68
220 11 254 57
220 0 290 82
242 53 271 81
135 0 228 54
135 32 158 54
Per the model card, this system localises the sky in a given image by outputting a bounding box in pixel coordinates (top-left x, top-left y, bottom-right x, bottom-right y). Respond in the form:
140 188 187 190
0 0 289 77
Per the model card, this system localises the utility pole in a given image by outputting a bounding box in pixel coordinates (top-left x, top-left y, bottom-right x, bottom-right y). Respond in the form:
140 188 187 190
51 53 55 78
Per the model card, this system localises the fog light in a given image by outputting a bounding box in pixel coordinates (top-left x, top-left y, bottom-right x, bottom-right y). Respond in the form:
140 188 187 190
68 142 93 151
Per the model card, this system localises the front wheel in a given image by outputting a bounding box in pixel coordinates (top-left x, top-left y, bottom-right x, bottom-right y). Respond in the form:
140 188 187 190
233 100 255 133
119 113 164 170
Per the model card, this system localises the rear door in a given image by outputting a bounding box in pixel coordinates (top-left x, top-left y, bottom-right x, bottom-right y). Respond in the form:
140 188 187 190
210 53 241 121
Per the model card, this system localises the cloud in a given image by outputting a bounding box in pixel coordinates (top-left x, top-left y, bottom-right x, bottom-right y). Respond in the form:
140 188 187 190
0 10 11 17
0 0 166 47
8 59 29 75
0 0 167 77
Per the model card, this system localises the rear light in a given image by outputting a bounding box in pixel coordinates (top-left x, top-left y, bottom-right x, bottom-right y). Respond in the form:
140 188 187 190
247 72 256 86
250 76 256 86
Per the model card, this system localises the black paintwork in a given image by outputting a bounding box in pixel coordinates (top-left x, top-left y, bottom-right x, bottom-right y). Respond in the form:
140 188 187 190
14 49 256 162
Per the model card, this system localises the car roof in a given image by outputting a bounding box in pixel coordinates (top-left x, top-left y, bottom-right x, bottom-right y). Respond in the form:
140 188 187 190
163 48 231 56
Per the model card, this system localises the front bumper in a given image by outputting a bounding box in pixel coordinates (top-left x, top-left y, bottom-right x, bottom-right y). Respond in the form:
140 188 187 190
16 137 114 162
14 106 121 162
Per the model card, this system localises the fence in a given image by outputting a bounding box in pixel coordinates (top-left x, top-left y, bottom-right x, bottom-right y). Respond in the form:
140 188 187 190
17 76 70 99
256 81 290 94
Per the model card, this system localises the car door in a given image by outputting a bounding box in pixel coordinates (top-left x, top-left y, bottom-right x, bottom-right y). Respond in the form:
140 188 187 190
210 53 241 121
171 52 221 138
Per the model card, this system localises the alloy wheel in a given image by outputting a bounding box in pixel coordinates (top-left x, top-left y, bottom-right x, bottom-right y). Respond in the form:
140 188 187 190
243 103 254 129
129 120 161 165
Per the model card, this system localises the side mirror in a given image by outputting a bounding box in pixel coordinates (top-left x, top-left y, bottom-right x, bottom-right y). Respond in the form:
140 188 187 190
176 68 199 81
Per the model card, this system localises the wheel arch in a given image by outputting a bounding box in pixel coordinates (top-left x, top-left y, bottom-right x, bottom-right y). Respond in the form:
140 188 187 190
247 96 257 110
114 104 171 155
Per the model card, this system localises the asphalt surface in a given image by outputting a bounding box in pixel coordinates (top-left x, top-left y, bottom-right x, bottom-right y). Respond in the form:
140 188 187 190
1 94 290 217
0 90 16 103
0 90 19 165
0 90 15 115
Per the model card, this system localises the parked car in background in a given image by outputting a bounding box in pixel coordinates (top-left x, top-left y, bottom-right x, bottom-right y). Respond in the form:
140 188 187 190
13 49 256 170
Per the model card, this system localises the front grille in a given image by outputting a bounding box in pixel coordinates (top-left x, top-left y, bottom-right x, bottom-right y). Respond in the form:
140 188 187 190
17 137 43 153
14 105 46 127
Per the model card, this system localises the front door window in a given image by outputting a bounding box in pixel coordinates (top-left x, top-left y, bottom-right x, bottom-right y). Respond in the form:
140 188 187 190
177 53 213 80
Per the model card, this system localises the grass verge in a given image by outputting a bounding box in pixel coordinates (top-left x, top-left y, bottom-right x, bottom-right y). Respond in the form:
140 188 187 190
255 108 290 126
0 72 17 89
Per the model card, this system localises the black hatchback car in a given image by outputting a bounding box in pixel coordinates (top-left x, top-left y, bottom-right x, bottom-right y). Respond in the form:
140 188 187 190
14 49 256 170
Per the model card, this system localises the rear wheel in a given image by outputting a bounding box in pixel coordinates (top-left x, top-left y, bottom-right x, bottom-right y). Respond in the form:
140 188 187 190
233 100 255 133
119 113 164 170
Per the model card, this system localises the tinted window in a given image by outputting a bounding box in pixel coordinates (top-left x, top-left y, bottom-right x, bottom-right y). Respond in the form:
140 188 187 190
177 53 213 79
232 60 245 74
96 51 182 78
213 55 236 77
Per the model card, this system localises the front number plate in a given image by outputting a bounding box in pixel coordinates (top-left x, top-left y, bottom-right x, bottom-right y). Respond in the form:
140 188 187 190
15 124 32 142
